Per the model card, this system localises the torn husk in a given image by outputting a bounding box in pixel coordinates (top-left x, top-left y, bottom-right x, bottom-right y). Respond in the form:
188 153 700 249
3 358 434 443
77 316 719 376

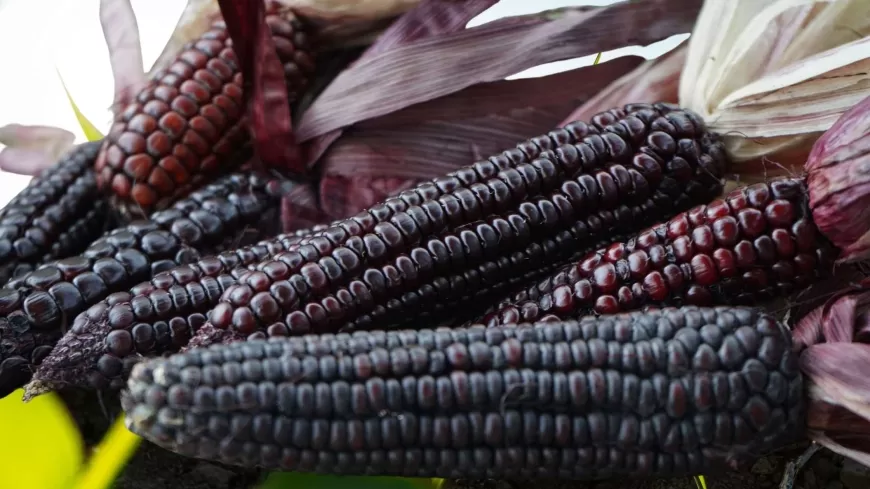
679 0 870 177
793 286 870 466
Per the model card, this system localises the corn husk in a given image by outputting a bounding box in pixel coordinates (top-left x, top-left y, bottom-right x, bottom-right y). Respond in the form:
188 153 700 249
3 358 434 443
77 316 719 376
679 0 870 178
0 124 76 176
793 283 870 467
806 93 870 263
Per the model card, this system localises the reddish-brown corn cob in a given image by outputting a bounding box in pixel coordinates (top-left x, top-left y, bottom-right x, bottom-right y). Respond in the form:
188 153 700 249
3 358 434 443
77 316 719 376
184 105 727 347
0 142 114 285
0 173 293 399
123 306 803 479
485 179 837 327
28 233 318 392
94 8 315 217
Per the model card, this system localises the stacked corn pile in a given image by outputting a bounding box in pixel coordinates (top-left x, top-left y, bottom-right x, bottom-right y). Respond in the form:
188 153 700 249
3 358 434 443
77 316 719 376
0 1 869 488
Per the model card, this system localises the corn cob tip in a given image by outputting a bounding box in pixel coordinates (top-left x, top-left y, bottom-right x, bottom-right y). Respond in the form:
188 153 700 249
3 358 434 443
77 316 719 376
0 173 294 398
20 379 52 403
27 312 116 395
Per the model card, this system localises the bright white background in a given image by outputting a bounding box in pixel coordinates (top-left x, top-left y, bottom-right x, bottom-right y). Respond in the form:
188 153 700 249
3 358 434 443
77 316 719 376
0 0 685 206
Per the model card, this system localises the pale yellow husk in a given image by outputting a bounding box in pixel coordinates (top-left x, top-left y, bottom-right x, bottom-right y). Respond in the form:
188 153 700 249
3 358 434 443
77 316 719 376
679 0 870 166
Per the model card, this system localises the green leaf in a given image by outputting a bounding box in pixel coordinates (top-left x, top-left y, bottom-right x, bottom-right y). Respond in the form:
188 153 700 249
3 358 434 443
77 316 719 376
694 475 708 489
55 67 105 142
72 416 141 489
0 389 84 488
259 472 444 489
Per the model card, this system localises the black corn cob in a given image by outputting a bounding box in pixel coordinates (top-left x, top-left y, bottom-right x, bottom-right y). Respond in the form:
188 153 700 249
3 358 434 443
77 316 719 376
485 179 836 327
123 306 804 479
187 105 728 346
0 173 292 399
0 142 113 285
29 233 317 392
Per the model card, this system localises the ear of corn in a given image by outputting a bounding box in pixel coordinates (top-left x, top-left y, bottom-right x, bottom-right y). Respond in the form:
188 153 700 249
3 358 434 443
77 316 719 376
485 179 836 326
94 9 314 218
122 306 804 479
30 233 321 392
184 104 729 347
0 142 112 285
0 173 293 399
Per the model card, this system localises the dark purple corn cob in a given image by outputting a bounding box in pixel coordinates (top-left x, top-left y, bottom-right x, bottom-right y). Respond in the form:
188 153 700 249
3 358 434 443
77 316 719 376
122 306 804 479
286 103 696 252
189 105 728 346
28 234 317 392
485 179 836 327
95 7 314 217
0 173 292 399
283 219 624 335
0 142 113 285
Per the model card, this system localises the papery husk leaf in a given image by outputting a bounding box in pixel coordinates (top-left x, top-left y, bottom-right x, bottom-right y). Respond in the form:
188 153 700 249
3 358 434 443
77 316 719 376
360 55 644 131
315 56 645 218
801 344 870 425
680 0 870 163
809 430 870 468
559 43 686 127
0 148 67 176
280 183 330 232
302 0 504 167
322 108 572 180
149 0 421 76
0 124 75 153
358 0 498 60
712 38 870 138
100 0 146 111
808 398 870 466
796 284 870 464
0 124 76 175
217 0 301 174
298 0 703 142
318 174 419 220
806 94 870 262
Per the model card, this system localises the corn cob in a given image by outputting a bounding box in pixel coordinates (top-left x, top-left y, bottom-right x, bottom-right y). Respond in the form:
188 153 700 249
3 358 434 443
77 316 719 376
485 179 836 326
0 173 293 399
287 103 698 252
0 142 114 285
184 105 727 347
123 306 803 479
95 9 315 217
28 233 320 392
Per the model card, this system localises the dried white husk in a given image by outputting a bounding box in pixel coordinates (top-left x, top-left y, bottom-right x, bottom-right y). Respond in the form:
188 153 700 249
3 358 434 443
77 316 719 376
679 0 870 171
